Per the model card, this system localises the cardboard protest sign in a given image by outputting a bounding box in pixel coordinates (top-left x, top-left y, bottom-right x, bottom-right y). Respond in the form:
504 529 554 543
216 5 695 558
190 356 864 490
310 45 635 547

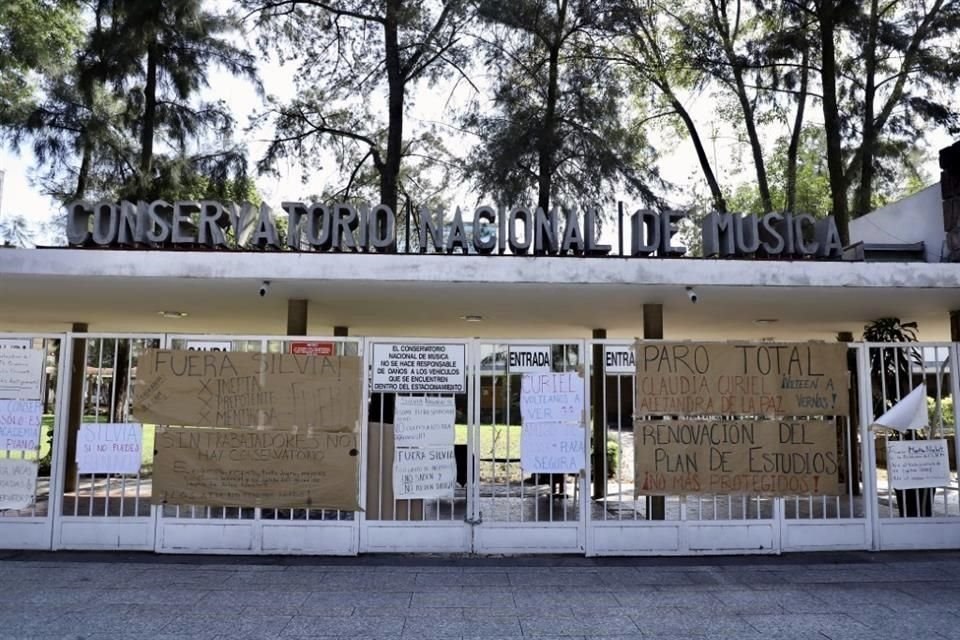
633 342 849 417
393 447 457 499
634 419 840 496
0 399 42 451
131 350 361 430
0 459 37 509
366 422 424 520
521 422 585 473
520 371 585 424
0 348 44 401
886 439 951 490
394 396 456 447
77 423 143 474
152 426 360 510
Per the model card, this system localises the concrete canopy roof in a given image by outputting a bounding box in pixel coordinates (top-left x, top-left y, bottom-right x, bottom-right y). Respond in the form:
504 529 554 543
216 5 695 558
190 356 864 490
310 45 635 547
0 248 958 340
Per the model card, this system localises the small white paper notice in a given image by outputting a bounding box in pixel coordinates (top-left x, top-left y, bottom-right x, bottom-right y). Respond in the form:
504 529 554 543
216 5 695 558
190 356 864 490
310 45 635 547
0 348 44 401
0 399 43 451
521 422 585 473
394 396 456 447
77 423 143 474
0 459 37 510
887 439 951 490
393 447 457 499
520 372 584 424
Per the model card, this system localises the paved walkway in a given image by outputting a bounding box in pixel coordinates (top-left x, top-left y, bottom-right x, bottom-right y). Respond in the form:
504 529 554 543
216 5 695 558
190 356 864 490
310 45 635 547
0 550 957 639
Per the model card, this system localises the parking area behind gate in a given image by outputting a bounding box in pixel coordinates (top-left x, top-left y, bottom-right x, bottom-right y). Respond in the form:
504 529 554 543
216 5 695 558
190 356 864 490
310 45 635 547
1 332 957 555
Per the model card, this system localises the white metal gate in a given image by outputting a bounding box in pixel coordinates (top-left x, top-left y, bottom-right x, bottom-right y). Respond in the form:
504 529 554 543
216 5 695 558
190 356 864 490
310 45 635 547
52 333 162 550
586 340 871 555
0 333 68 549
863 342 960 550
154 335 362 555
359 338 588 554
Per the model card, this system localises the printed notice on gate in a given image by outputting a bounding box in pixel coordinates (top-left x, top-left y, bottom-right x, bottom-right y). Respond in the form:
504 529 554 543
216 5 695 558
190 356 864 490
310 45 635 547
0 348 44 401
0 399 42 451
393 447 457 499
521 422 585 473
76 423 143 474
520 371 584 425
886 439 951 490
371 344 466 393
394 396 456 447
0 459 37 510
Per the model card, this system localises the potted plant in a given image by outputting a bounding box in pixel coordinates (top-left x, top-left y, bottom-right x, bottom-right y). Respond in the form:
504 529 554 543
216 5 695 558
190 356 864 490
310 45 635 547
862 318 934 517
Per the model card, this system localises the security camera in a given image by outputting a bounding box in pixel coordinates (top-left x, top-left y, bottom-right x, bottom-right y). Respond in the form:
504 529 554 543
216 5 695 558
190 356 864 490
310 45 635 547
259 280 270 297
685 286 698 304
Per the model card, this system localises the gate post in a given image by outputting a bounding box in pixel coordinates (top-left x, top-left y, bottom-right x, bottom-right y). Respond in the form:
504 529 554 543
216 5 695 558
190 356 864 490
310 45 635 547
591 329 606 499
62 324 87 493
856 344 878 550
643 305 666 520
47 334 74 549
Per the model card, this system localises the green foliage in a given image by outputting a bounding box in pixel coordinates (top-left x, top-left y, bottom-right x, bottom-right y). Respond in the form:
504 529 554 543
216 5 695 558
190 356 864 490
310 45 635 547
464 0 662 212
0 0 83 117
928 397 955 436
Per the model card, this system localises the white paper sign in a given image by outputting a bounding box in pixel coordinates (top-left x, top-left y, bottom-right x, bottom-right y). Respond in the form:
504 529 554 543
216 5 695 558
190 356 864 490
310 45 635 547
0 399 42 451
508 346 552 373
76 423 143 474
0 459 37 510
0 348 44 400
873 385 928 433
521 422 585 473
0 339 32 350
394 396 456 447
393 446 457 498
603 346 635 374
371 343 466 393
520 372 584 424
887 439 951 489
184 340 232 352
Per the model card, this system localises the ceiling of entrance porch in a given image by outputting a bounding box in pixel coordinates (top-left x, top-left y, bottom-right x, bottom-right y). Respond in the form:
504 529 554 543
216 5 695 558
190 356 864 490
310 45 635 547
0 273 957 340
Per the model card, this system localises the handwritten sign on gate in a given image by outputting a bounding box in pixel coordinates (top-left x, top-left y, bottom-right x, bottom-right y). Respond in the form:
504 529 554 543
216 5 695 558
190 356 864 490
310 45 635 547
76 423 143 474
886 439 951 490
393 447 457 499
521 422 585 473
634 419 840 496
152 426 360 510
0 399 42 451
131 350 361 430
520 372 584 424
0 459 37 510
633 342 849 416
394 396 456 447
0 348 44 401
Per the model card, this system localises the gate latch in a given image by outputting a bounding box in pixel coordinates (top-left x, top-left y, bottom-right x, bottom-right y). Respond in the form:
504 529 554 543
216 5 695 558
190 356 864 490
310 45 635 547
464 512 483 525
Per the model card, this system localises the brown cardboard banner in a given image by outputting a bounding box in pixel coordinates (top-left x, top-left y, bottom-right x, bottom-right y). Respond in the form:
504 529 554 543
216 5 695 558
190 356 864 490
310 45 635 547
634 419 841 496
131 350 361 430
151 426 360 510
633 342 849 417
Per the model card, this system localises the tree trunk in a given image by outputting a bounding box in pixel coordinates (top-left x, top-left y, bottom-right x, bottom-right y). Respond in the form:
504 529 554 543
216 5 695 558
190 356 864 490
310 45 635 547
139 42 158 194
711 0 772 212
538 0 566 212
854 0 879 218
672 98 727 213
382 0 403 214
818 1 849 244
73 140 92 201
785 47 809 213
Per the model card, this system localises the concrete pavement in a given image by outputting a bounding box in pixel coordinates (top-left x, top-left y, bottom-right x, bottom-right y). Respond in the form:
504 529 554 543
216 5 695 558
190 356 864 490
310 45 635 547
0 550 957 639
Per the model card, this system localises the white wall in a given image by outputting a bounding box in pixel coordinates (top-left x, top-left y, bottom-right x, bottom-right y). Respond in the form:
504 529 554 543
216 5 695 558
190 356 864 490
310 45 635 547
850 184 945 262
